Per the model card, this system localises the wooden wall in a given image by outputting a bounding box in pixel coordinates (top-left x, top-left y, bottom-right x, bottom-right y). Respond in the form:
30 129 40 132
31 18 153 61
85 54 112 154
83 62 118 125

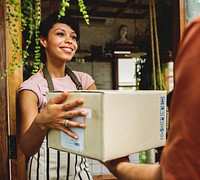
0 0 25 179
0 0 9 179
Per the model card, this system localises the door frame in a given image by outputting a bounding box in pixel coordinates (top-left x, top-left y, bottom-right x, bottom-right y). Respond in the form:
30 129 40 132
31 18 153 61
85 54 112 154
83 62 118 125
0 0 9 179
0 0 25 179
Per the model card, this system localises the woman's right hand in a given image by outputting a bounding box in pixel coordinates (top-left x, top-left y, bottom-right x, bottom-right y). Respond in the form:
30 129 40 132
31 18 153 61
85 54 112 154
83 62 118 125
35 92 87 139
18 91 87 156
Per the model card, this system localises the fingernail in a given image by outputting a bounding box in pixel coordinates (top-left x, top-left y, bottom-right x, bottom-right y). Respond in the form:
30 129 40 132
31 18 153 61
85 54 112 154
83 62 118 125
59 93 64 98
80 123 85 127
81 112 87 116
78 98 84 103
74 135 78 139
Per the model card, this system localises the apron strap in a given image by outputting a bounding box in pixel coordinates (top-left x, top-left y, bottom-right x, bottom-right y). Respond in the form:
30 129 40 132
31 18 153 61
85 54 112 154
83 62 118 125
43 65 83 90
43 65 54 91
65 67 83 90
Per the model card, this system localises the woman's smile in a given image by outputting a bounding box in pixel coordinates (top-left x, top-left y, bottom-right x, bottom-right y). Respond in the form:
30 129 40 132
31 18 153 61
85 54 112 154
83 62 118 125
60 46 74 53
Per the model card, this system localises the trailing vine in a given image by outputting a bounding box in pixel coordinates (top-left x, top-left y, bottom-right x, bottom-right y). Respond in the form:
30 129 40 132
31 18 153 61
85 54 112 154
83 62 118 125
2 0 89 79
32 0 42 74
77 0 90 24
2 0 22 79
21 0 41 76
59 0 90 24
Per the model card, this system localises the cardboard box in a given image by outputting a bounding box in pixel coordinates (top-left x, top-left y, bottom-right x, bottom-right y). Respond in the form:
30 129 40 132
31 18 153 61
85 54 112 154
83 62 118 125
47 90 166 162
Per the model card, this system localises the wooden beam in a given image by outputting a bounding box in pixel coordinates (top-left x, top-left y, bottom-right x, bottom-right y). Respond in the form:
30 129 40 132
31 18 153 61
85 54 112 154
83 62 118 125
179 0 186 39
170 0 179 59
6 0 24 179
49 0 59 13
0 0 9 178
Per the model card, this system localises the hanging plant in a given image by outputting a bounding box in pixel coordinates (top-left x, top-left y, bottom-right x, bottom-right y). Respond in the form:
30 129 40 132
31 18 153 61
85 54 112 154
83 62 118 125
77 0 90 24
2 0 22 79
59 0 90 24
59 0 70 18
32 0 42 74
2 0 89 79
21 0 41 76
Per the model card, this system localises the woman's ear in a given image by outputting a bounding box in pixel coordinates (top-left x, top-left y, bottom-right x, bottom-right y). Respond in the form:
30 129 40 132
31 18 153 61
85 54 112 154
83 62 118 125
40 36 47 48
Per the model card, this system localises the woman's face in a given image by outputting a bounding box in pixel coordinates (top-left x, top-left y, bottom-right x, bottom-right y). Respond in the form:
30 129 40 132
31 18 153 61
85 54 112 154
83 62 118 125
41 23 78 64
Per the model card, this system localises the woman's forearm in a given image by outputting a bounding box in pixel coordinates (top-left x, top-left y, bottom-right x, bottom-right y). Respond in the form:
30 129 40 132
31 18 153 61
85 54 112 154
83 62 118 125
19 91 88 157
19 115 49 157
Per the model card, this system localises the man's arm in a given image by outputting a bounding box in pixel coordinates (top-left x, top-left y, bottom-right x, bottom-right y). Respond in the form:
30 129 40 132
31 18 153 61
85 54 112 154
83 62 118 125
104 157 162 180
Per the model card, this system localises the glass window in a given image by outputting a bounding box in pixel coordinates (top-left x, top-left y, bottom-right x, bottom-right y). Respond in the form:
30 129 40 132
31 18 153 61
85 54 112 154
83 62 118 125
118 58 137 87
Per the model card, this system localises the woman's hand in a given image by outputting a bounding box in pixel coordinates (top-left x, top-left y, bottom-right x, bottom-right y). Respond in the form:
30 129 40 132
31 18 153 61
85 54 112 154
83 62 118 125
35 92 87 139
19 91 87 156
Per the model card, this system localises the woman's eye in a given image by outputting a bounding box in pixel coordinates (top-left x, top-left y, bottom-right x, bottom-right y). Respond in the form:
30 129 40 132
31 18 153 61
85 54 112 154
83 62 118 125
57 32 64 37
70 35 77 41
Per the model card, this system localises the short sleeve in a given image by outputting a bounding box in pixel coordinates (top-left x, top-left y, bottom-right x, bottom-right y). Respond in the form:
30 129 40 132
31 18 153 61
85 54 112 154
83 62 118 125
17 73 48 110
73 71 95 90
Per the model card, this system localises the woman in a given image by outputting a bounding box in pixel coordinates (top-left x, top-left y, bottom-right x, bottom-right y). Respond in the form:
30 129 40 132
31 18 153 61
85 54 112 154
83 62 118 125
18 11 96 179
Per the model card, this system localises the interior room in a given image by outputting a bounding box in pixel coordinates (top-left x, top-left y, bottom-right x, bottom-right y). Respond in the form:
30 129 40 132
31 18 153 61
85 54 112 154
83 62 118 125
41 1 166 178
1 0 200 179
33 0 174 93
23 1 176 178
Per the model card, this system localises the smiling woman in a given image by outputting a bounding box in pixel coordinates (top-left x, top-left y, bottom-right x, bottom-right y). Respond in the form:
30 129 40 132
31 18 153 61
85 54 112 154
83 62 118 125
17 11 96 180
39 12 80 65
40 23 78 70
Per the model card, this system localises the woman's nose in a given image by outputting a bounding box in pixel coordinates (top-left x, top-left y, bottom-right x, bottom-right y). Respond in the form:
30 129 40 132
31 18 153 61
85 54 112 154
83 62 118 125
64 35 72 44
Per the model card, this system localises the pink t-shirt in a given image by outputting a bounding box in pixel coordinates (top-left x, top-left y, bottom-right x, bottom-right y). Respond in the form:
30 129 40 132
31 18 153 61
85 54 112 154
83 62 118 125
18 70 94 111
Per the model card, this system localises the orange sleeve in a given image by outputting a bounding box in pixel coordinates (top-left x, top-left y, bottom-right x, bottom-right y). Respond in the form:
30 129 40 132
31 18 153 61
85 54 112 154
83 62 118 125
161 16 200 179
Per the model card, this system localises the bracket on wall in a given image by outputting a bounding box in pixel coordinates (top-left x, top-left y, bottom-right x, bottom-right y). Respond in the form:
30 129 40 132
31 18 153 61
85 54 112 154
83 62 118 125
8 135 17 159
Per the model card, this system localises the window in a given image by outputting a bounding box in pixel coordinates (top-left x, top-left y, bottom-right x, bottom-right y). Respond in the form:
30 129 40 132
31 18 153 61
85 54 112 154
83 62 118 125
118 58 137 90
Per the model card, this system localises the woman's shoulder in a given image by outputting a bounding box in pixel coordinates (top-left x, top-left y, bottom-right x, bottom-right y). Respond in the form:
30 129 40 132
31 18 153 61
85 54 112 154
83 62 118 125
71 70 94 89
21 71 43 85
73 70 94 81
18 71 47 93
72 70 90 77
